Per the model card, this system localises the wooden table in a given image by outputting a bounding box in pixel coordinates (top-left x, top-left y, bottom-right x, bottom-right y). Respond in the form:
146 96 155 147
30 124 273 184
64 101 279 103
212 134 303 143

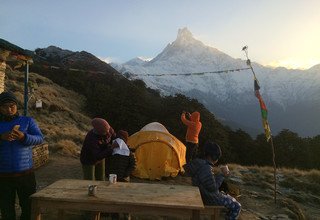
31 179 204 220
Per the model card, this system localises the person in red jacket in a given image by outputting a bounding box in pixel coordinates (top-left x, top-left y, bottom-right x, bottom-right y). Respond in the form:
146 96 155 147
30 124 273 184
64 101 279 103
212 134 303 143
181 111 202 163
80 118 116 181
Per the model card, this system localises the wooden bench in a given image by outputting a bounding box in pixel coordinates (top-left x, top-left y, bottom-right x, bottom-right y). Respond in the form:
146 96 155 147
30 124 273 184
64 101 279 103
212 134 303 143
200 206 225 220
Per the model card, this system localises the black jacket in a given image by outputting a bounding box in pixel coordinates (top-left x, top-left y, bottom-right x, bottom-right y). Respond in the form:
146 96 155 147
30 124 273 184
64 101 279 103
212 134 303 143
105 153 136 181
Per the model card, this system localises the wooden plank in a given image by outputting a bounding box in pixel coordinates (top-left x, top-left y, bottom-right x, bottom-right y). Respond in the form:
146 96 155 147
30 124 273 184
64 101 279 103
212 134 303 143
31 199 195 217
200 206 225 214
200 206 225 220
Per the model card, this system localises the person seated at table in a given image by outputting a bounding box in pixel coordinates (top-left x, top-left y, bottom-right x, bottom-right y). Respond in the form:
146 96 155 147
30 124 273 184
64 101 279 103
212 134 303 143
80 118 117 181
104 130 135 220
184 141 241 220
105 130 136 182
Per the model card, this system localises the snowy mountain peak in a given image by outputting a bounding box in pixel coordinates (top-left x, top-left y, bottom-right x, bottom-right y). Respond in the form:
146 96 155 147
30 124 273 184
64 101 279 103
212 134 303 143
125 57 147 66
112 28 320 137
172 27 204 47
177 27 193 41
309 63 320 72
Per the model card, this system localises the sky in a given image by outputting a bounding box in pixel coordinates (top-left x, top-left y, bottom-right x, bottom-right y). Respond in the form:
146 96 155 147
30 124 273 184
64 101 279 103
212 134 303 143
1 0 320 69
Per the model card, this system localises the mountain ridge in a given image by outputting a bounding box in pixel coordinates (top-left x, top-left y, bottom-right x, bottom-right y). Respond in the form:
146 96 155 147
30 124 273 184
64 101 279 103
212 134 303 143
112 28 320 137
34 46 121 76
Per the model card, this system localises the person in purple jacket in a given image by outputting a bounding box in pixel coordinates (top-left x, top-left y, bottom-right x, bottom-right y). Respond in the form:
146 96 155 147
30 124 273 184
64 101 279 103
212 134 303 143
0 91 44 220
80 118 117 181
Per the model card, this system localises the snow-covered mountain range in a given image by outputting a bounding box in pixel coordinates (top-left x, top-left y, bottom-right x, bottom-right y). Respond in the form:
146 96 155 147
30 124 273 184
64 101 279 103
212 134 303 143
111 28 320 137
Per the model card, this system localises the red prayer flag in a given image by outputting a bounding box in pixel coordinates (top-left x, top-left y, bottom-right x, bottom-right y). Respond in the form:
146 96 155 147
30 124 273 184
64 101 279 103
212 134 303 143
254 76 271 141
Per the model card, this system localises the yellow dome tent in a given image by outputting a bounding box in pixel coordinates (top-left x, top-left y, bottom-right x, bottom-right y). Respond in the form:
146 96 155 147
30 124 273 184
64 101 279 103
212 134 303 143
128 122 186 180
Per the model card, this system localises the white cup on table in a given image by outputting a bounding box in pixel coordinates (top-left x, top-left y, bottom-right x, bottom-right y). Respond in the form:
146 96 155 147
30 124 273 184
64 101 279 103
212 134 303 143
219 165 230 176
109 174 117 183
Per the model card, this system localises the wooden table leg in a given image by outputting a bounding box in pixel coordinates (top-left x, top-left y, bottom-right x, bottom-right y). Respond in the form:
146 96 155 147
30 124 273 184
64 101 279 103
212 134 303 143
58 210 65 220
192 210 200 220
94 212 100 220
213 209 220 220
31 199 41 220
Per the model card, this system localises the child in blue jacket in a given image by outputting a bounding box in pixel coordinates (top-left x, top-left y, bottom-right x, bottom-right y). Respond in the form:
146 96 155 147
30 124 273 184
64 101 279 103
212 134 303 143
184 141 241 220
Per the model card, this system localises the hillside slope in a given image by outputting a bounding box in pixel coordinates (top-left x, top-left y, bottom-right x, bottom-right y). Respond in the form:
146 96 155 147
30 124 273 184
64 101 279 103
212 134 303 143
5 68 91 156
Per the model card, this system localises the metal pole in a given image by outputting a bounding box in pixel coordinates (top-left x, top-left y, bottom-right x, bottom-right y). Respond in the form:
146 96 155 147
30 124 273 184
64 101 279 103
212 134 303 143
24 61 29 116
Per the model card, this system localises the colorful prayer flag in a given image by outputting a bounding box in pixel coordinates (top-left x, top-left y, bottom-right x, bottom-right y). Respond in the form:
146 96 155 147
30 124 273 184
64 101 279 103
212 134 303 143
254 76 271 141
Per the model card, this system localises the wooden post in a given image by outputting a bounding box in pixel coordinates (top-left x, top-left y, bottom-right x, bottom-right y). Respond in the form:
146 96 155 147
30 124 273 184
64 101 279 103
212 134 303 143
24 61 29 116
242 46 277 203
270 137 277 203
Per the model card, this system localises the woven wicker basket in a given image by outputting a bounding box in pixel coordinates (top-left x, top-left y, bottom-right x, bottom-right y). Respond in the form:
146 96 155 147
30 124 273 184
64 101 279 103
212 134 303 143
32 143 49 169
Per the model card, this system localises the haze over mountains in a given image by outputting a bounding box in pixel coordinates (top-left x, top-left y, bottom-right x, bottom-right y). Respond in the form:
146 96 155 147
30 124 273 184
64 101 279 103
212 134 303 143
111 28 320 137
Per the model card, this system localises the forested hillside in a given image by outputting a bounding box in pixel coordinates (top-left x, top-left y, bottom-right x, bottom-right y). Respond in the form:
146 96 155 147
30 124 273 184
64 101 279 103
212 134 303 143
30 60 232 161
